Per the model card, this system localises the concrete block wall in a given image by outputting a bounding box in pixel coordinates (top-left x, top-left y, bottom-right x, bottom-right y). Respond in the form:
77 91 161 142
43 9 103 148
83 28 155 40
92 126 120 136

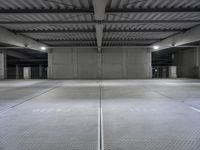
174 48 200 78
48 48 152 79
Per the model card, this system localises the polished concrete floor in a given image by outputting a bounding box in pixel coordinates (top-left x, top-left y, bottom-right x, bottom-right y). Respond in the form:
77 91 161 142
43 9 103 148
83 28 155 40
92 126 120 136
0 79 200 150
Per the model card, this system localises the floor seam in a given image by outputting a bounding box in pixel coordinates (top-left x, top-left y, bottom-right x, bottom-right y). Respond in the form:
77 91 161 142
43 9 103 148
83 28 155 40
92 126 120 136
146 87 199 111
0 83 62 115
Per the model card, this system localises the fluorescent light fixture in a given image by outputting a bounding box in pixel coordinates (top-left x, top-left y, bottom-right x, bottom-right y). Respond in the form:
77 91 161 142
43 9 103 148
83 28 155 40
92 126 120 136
40 46 47 51
153 45 159 50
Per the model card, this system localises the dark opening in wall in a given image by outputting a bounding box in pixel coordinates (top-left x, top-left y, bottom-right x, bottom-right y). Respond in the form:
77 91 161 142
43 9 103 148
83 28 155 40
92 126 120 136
152 49 175 78
6 50 48 79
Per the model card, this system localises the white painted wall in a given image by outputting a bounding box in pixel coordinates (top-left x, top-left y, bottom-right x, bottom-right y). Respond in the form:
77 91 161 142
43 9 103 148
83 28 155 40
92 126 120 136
48 48 152 79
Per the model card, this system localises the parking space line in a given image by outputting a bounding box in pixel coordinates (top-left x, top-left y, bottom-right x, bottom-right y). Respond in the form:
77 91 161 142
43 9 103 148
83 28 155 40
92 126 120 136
190 107 200 113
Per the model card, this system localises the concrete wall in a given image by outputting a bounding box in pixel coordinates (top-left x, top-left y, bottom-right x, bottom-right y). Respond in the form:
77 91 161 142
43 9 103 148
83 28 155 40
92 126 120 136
174 48 200 78
102 48 152 79
48 48 98 79
48 48 152 79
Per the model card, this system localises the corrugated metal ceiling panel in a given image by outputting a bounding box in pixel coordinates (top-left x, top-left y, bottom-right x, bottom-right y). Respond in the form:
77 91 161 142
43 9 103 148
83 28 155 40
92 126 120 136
106 12 200 21
104 32 175 40
107 0 200 9
0 24 95 31
104 23 200 30
0 0 200 47
0 13 93 22
24 32 96 40
0 0 92 9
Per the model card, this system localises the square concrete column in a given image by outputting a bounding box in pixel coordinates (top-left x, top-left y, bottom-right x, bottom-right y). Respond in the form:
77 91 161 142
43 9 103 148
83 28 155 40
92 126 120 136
196 47 200 78
39 64 42 78
23 67 31 79
0 50 7 80
169 66 177 78
16 64 19 79
48 50 53 79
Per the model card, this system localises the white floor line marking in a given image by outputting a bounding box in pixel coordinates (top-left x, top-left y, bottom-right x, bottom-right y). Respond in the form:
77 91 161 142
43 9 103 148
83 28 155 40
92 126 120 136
98 80 104 150
98 104 101 150
101 104 104 150
190 107 200 113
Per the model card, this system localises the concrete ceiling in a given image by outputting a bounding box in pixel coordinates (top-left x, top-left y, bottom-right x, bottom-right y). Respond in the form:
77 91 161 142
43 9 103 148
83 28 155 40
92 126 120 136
0 0 200 51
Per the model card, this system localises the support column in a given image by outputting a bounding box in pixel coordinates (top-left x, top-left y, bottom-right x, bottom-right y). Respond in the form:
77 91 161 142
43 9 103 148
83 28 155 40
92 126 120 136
16 64 19 79
122 49 127 78
48 49 53 79
147 49 152 78
197 47 200 78
193 48 200 78
169 66 177 78
73 48 78 79
0 50 7 80
98 52 102 79
39 64 42 78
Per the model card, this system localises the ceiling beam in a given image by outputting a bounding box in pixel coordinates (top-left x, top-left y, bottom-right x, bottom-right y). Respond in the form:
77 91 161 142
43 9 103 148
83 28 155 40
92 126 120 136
5 50 31 59
151 25 200 51
0 21 96 25
0 8 93 14
1 20 199 25
16 29 96 33
40 39 159 42
0 8 199 14
0 27 47 51
93 0 107 52
41 39 158 43
15 29 184 34
106 8 200 13
48 46 150 48
107 29 183 32
103 20 200 24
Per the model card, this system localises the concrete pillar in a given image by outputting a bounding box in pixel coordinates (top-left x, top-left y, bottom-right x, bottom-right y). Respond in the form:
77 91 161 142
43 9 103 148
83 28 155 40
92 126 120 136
169 66 177 78
23 67 31 79
16 64 19 79
122 49 127 78
98 52 102 79
39 64 42 78
0 50 7 79
72 48 78 78
147 49 152 78
195 47 200 78
197 47 200 78
48 50 53 79
193 48 199 78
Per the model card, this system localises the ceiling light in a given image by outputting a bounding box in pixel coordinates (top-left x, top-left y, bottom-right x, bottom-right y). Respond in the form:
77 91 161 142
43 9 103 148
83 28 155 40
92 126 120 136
153 45 159 50
40 46 47 51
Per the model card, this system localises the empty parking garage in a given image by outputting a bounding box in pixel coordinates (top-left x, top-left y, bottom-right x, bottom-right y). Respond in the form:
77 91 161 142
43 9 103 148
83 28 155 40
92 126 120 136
0 0 200 150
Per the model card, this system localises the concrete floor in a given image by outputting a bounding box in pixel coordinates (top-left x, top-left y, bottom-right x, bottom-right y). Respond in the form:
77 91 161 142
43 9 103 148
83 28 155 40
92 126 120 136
0 79 200 150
